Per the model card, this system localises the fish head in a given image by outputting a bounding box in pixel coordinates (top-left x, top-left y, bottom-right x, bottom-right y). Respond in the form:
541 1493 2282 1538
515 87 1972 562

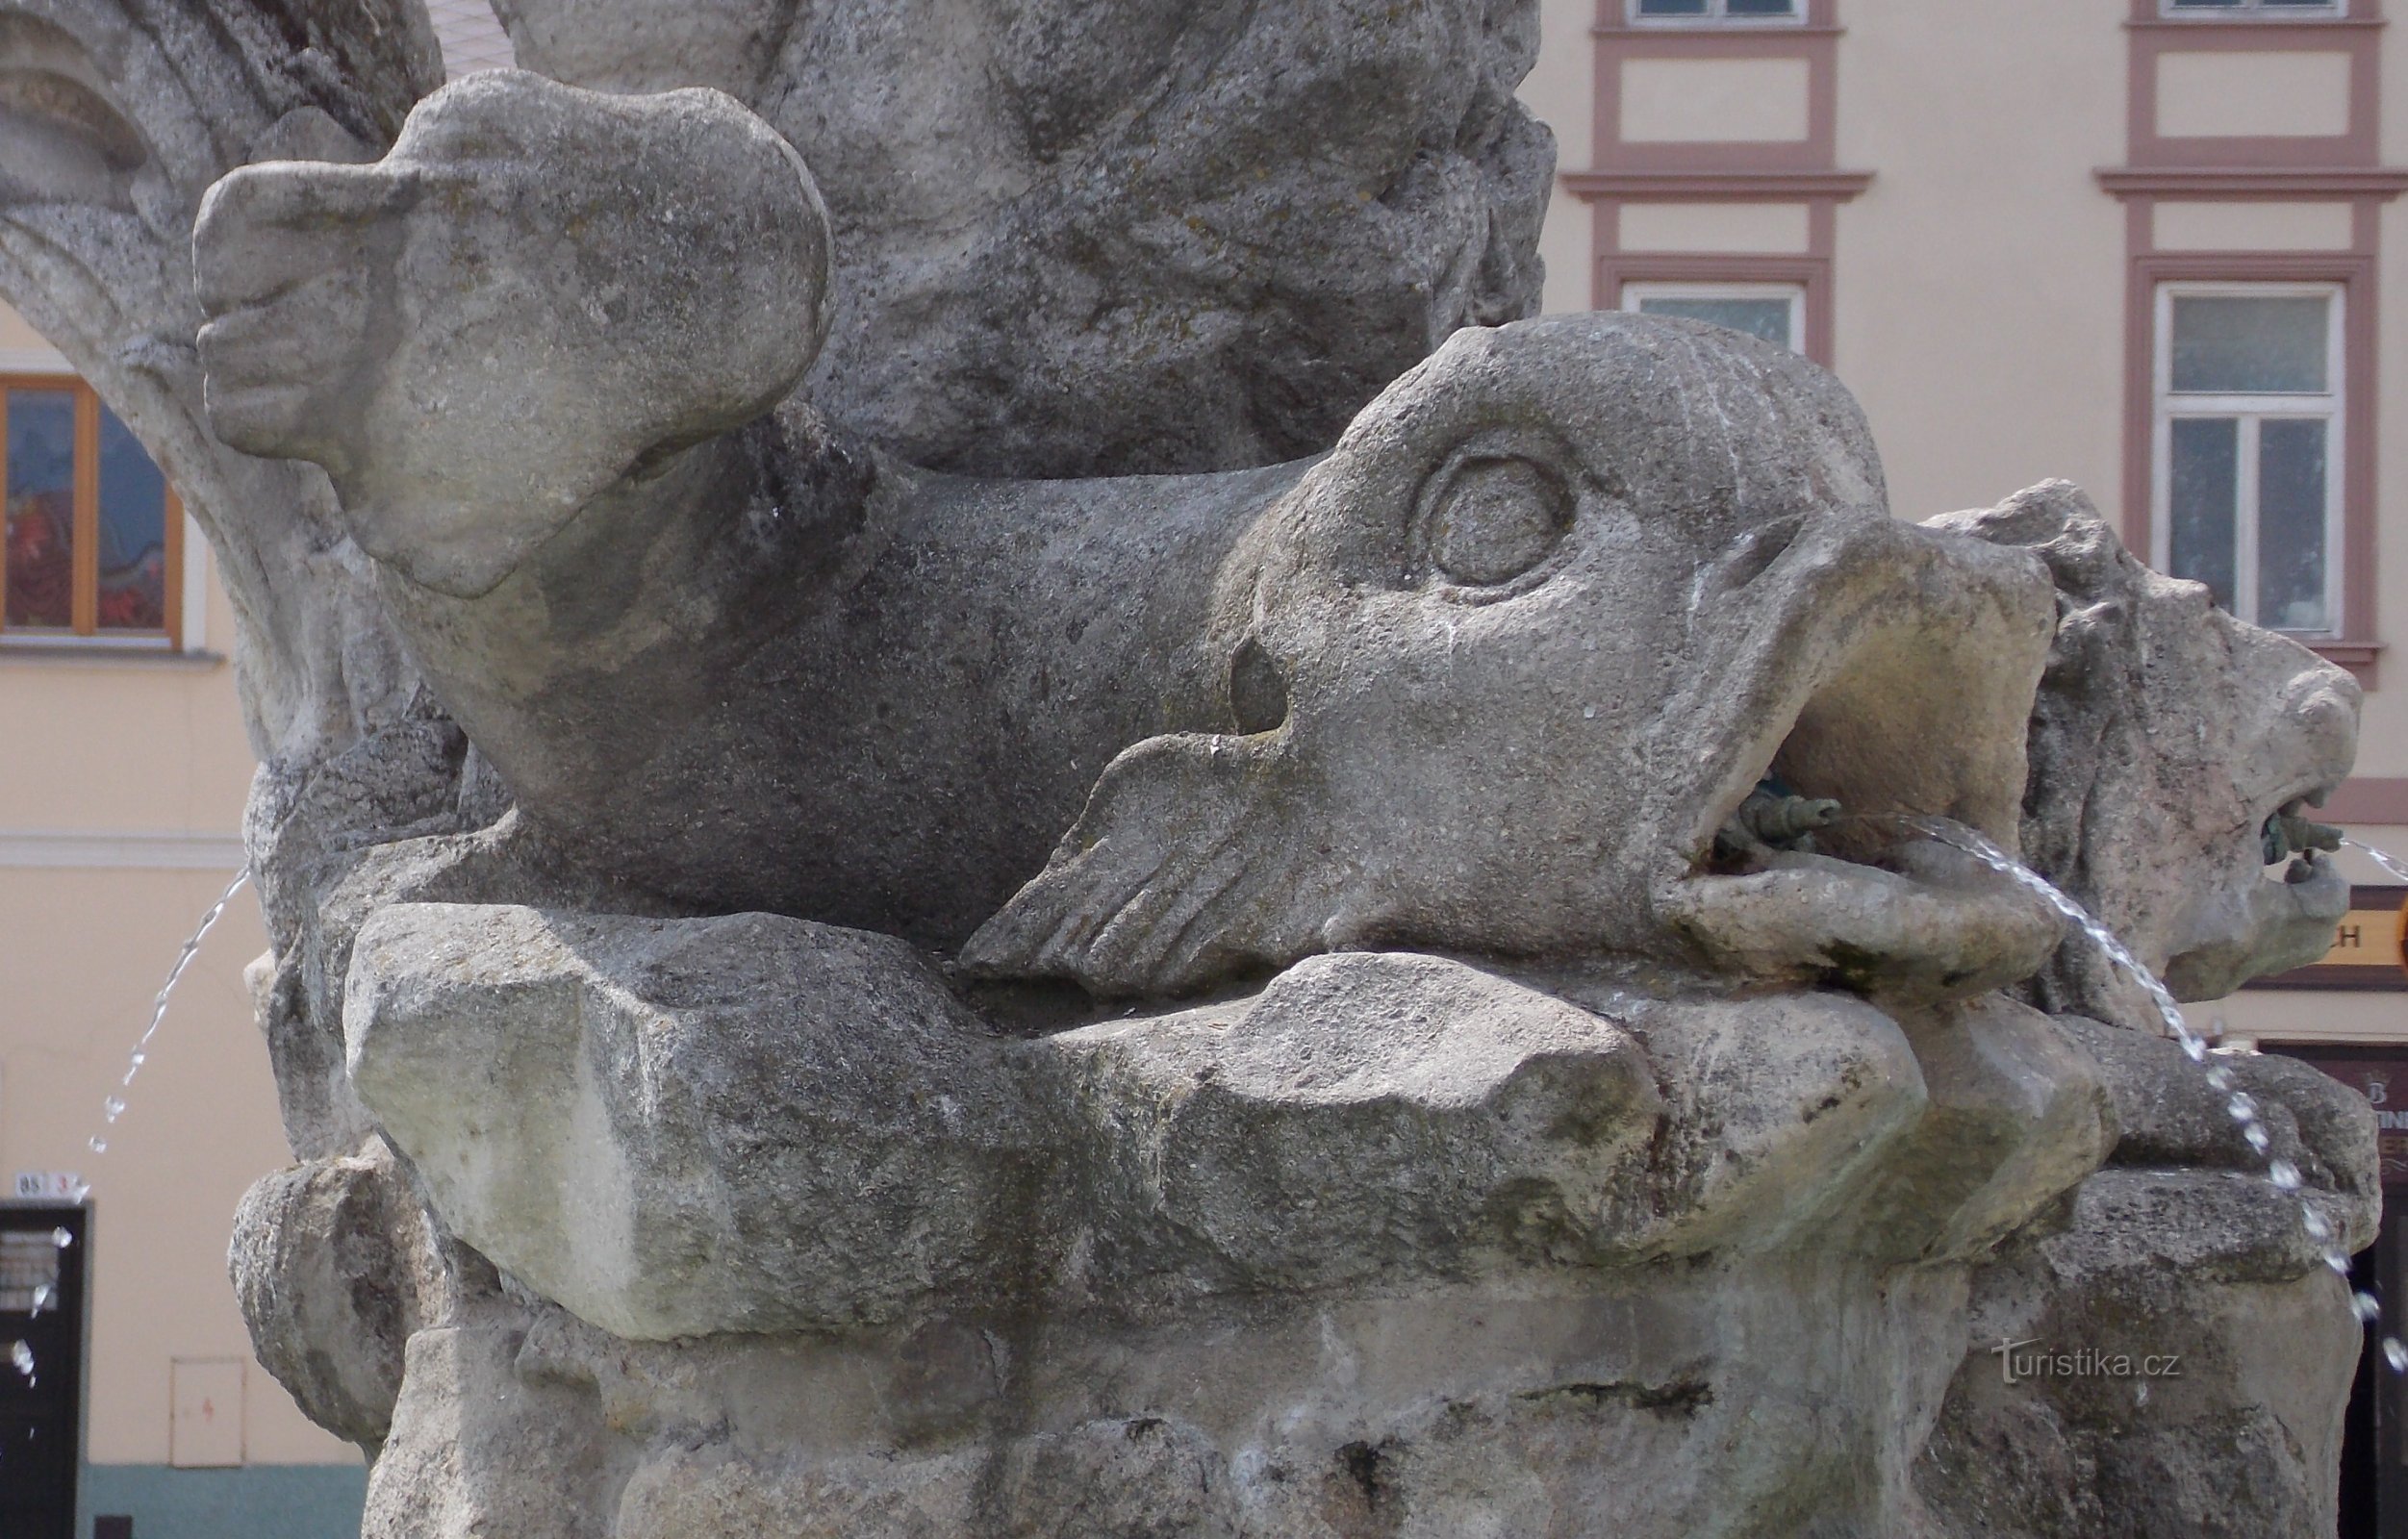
1212 313 2067 998
1934 483 2360 1018
972 314 2067 1001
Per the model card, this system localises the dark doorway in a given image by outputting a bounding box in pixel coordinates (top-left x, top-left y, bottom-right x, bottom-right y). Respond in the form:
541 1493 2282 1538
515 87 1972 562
2342 1230 2382 1539
0 1203 87 1539
2266 1047 2408 1539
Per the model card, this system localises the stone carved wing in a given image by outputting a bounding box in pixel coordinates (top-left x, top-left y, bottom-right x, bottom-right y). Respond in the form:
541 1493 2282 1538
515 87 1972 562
0 0 443 752
962 729 1345 998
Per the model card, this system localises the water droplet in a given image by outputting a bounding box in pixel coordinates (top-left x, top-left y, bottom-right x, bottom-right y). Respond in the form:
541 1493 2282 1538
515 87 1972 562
2306 1207 2336 1240
2226 1094 2259 1122
2354 1290 2382 1322
28 1286 48 1315
1582 705 1595 720
2205 1067 2236 1092
48 1229 69 1249
68 1184 89 1203
2135 1380 2150 1406
2328 1251 2354 1277
10 1342 34 1375
128 1051 144 1071
2243 1125 2271 1154
102 1097 125 1123
2389 1340 2408 1373
2269 1160 2302 1191
85 1137 105 1155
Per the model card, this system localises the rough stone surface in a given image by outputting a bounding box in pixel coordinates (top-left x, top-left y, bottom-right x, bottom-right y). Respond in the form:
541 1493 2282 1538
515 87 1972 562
1 3 2386 1534
493 0 1553 480
346 902 1047 1339
228 1140 435 1450
197 71 831 598
1934 482 2359 1020
1914 1010 2379 1539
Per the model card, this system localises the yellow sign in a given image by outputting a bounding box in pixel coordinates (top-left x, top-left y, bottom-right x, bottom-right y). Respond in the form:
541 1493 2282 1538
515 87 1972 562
2300 904 2408 972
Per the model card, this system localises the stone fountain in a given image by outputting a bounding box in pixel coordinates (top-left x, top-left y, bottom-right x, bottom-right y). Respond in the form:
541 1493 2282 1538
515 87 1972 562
0 3 2379 1534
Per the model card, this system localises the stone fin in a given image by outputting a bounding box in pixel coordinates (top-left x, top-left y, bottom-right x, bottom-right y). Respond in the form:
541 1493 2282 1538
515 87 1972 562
960 730 1295 997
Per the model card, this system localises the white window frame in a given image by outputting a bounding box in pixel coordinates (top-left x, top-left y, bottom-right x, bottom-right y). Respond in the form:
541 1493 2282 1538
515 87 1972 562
1620 282 1808 354
2150 281 2345 636
1627 0 1808 26
2161 0 2345 17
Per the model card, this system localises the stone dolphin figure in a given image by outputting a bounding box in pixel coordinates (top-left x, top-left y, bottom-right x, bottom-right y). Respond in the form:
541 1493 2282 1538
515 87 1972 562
960 318 2072 997
196 72 2066 997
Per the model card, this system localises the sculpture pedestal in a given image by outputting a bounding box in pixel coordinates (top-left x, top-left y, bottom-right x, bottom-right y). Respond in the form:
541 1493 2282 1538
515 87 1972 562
231 905 2365 1536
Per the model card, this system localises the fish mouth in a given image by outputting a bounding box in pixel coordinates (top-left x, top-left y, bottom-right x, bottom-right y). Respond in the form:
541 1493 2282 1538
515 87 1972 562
1655 521 2066 1005
2158 784 2350 999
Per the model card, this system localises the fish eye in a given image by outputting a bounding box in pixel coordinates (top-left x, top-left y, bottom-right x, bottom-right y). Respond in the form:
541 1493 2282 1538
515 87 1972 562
1420 454 1574 589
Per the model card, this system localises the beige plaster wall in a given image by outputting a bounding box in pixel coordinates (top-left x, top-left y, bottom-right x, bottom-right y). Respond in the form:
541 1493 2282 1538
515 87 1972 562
2214 988 2408 1046
2360 21 2408 781
1831 0 2128 522
2346 193 2408 778
1620 200 1812 254
1523 0 1597 315
0 588 254 833
2154 200 2357 253
2156 49 2354 140
1621 56 1812 143
0 300 63 358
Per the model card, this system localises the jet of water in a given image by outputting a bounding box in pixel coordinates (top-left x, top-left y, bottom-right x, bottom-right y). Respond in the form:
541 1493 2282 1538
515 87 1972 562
13 868 255 1390
1888 816 2395 1358
2345 837 2408 887
87 868 251 1162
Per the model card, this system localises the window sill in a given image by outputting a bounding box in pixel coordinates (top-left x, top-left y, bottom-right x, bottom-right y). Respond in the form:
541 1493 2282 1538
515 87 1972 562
2098 165 2408 198
1596 20 1839 35
2129 13 2376 26
0 641 223 669
1562 168 1875 200
2307 638 2382 671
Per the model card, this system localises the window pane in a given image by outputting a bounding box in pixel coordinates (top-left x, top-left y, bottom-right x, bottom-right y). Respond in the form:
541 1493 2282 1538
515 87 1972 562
1637 0 1711 13
6 388 76 630
2170 295 2329 393
1726 0 1798 13
2257 417 2330 630
1636 296 1795 349
2168 0 2245 8
96 404 165 632
0 1231 60 1314
2168 417 2239 612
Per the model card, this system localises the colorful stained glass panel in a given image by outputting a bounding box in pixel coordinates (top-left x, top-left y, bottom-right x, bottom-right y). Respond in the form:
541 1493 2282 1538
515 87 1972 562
6 388 76 630
97 405 166 632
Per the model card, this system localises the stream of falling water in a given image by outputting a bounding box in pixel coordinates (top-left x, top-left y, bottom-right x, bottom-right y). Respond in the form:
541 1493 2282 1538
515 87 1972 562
1890 815 2405 1374
7 868 251 1389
